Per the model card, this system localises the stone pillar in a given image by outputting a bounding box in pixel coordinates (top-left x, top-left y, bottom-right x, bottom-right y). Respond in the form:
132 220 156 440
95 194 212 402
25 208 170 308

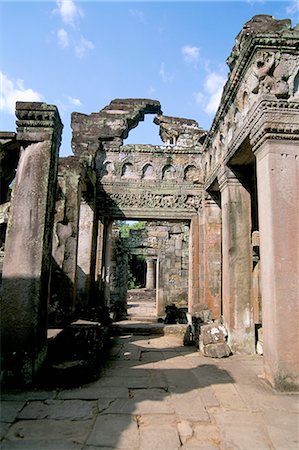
102 220 113 307
203 194 222 320
51 158 81 315
188 214 200 312
254 139 299 390
156 253 166 317
76 194 97 309
0 102 62 384
145 257 155 289
218 167 254 354
95 219 105 301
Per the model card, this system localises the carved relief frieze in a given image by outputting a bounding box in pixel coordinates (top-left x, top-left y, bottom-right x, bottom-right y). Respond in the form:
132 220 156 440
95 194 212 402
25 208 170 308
98 190 202 211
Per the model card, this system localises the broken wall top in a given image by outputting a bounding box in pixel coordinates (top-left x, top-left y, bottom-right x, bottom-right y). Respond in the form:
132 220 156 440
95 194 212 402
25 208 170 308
71 99 162 157
71 98 206 157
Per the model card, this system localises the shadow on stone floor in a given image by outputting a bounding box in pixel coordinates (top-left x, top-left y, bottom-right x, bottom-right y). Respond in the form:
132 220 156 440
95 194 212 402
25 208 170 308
0 333 236 449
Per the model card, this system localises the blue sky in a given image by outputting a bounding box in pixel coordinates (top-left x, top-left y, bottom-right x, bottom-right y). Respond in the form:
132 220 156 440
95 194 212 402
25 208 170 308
1 1 299 156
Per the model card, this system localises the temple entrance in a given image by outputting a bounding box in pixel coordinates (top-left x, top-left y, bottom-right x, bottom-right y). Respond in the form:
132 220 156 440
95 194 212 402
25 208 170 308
107 219 190 321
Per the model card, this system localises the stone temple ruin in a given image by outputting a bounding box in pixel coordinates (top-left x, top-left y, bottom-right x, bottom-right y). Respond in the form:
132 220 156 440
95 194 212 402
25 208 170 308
0 15 298 391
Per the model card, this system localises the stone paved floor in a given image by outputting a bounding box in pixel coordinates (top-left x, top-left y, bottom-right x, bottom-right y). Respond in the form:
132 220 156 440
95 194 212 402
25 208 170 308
1 331 298 449
127 289 156 320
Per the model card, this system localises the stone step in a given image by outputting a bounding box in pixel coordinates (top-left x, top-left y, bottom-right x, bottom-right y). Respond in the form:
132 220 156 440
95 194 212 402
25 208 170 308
111 320 188 337
127 316 157 322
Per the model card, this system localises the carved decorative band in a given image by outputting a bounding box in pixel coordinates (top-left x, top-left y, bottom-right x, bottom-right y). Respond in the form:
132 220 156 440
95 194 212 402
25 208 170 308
98 191 202 210
16 104 63 132
110 145 203 155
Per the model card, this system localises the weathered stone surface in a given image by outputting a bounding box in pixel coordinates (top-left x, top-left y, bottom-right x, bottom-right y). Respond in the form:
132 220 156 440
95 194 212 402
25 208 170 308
17 399 96 420
0 102 62 385
1 442 83 450
201 324 228 345
203 343 231 358
139 424 181 450
177 420 193 444
4 419 93 443
86 414 139 448
0 401 26 423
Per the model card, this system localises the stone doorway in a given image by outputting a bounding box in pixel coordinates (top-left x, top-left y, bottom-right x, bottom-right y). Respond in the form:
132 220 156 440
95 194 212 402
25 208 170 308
108 219 190 321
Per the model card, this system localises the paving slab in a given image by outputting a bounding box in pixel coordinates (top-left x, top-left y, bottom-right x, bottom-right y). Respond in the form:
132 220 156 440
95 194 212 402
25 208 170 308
261 410 299 449
86 414 139 448
212 383 248 411
0 402 26 423
0 441 83 450
4 419 93 443
1 331 298 450
139 424 181 450
101 388 174 415
169 390 211 422
0 390 57 401
0 423 12 440
211 410 273 448
57 386 129 400
17 399 96 420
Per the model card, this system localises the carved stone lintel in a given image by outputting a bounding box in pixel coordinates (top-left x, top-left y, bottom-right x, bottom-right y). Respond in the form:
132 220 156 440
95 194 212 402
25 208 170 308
250 101 299 152
16 102 63 145
98 191 202 211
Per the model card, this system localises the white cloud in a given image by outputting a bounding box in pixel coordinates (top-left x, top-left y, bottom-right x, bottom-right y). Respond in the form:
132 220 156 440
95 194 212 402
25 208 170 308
0 72 42 115
129 9 145 22
181 45 199 63
55 0 82 26
57 28 69 48
194 72 226 115
68 96 82 106
159 62 174 83
75 36 95 58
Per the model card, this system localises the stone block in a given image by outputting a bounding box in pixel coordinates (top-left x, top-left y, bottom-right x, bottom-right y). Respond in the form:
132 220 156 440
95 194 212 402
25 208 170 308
86 414 139 448
203 343 231 358
201 324 228 345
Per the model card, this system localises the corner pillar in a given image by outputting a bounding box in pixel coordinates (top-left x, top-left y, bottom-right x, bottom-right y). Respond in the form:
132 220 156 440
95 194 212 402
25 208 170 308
254 138 299 390
219 167 254 353
0 102 62 384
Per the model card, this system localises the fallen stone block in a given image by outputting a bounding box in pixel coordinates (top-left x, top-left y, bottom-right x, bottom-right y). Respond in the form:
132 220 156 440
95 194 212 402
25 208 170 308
201 323 228 345
203 342 231 358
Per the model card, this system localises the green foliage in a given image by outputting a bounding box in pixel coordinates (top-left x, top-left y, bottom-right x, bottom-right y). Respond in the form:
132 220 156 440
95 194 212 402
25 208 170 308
117 220 146 238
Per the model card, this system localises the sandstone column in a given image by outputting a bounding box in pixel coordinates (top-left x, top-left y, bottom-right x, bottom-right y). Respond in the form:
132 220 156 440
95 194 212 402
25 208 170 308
76 192 98 309
203 193 222 320
188 214 200 312
51 158 81 314
145 257 155 289
95 218 105 300
0 102 62 384
254 139 299 390
102 220 113 307
218 167 254 353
